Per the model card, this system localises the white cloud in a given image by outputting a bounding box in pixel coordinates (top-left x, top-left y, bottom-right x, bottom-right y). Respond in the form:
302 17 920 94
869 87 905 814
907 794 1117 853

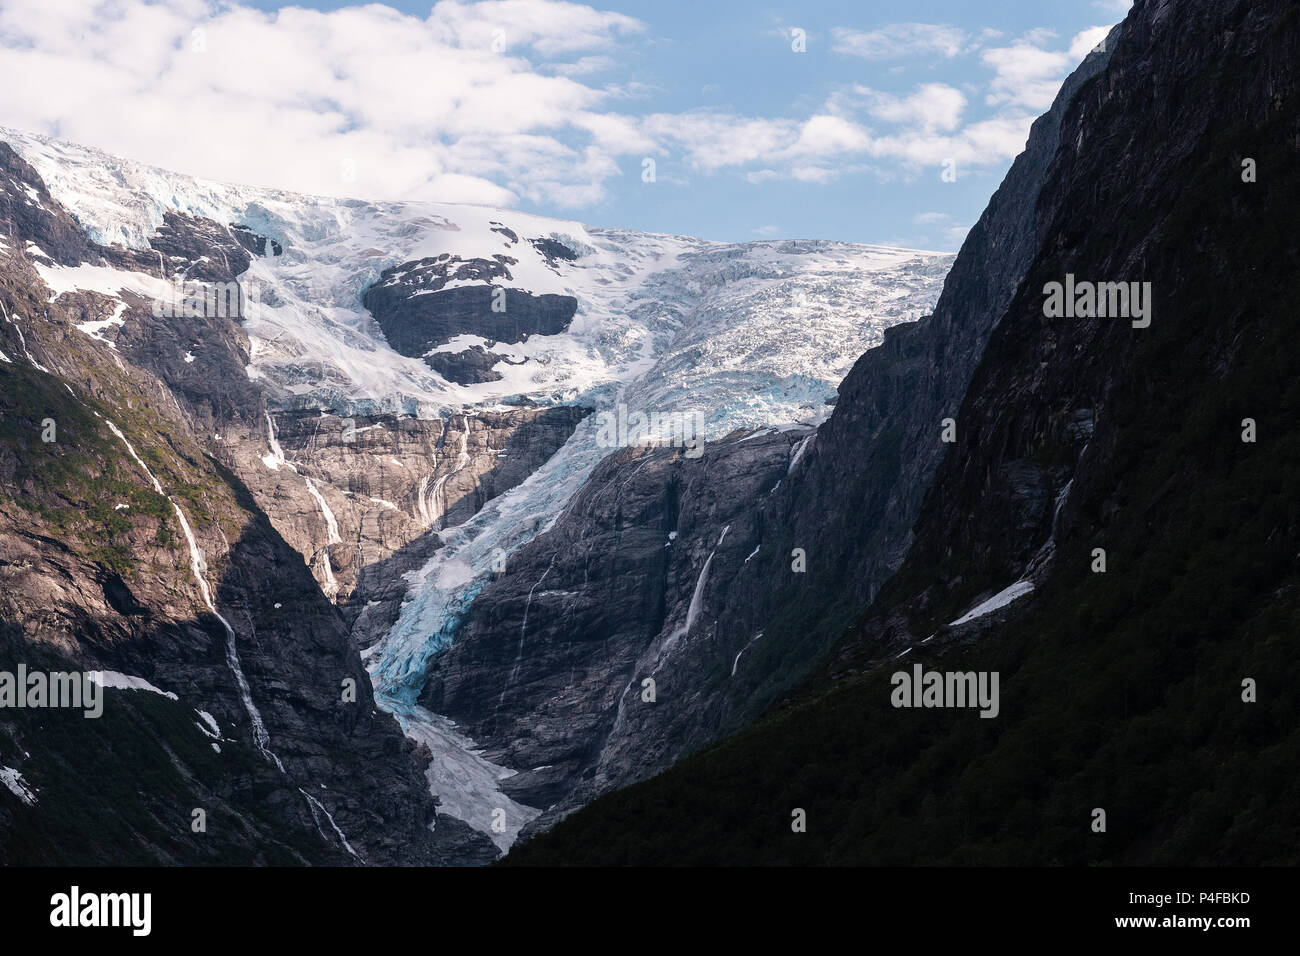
789 166 838 184
0 0 1126 210
831 23 968 60
790 115 874 155
865 112 1036 169
854 84 968 133
983 27 1113 111
647 111 874 182
1069 26 1113 60
0 0 647 207
427 0 643 57
1018 27 1060 48
943 224 970 245
981 44 1076 110
547 54 617 76
643 112 797 172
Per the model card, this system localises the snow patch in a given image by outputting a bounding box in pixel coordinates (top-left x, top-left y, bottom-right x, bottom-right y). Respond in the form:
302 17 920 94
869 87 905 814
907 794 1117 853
0 766 37 806
195 710 220 738
949 580 1036 627
88 670 178 700
382 701 540 853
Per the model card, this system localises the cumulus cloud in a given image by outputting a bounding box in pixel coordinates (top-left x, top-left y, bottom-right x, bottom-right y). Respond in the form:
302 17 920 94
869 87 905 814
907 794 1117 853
0 0 1125 210
644 110 877 185
983 27 1113 110
0 0 647 206
1070 26 1113 59
747 20 1116 182
642 112 796 172
981 45 1075 110
428 0 642 56
853 84 969 133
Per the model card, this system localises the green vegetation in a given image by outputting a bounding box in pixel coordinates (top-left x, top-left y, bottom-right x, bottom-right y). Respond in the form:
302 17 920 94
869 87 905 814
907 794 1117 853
0 361 178 573
0 341 252 579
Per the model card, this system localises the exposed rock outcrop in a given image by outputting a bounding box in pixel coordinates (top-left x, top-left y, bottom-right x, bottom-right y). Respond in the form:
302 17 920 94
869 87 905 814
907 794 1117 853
503 0 1300 866
363 254 579 366
416 26 1117 834
217 404 589 606
420 427 807 821
0 149 499 864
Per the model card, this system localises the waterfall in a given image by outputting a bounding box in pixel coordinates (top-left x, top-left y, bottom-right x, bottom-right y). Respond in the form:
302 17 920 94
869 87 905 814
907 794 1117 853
499 555 556 709
104 419 283 772
303 478 341 544
299 788 362 861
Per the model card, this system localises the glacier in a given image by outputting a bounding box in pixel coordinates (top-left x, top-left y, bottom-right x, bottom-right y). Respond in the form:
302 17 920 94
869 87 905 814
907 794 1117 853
1 124 954 849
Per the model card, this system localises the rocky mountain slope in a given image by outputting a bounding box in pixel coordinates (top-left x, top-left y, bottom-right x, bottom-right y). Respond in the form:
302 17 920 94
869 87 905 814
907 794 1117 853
419 425 810 818
426 23 1117 838
504 0 1300 865
0 120 951 860
0 146 493 862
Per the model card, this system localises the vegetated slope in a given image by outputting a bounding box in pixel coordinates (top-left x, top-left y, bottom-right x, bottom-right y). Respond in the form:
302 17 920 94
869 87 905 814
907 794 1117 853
503 0 1300 866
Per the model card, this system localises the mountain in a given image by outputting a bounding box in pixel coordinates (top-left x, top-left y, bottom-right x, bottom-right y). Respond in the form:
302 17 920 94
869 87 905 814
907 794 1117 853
0 125 950 861
503 0 1300 865
419 30 1118 840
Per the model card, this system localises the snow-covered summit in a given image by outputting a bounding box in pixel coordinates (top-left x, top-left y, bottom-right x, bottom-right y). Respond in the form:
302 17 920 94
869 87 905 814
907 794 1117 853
1 125 951 429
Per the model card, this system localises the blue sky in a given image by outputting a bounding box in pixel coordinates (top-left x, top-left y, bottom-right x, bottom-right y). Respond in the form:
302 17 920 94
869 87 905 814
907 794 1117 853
0 0 1131 249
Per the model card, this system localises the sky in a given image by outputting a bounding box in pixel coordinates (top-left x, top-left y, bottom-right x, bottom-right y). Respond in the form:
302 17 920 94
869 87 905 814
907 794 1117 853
0 0 1133 250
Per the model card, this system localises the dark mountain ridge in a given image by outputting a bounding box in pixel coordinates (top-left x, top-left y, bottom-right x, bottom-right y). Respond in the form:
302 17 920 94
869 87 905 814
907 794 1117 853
504 0 1300 865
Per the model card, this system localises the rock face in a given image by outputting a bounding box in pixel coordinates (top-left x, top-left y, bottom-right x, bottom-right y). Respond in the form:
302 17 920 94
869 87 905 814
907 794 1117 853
0 356 496 865
0 140 590 615
823 0 1300 672
231 223 283 258
410 26 1117 836
0 144 96 265
217 403 589 607
419 427 806 818
503 0 1300 866
664 27 1117 727
0 149 498 864
425 345 510 385
363 253 579 366
2 118 960 861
